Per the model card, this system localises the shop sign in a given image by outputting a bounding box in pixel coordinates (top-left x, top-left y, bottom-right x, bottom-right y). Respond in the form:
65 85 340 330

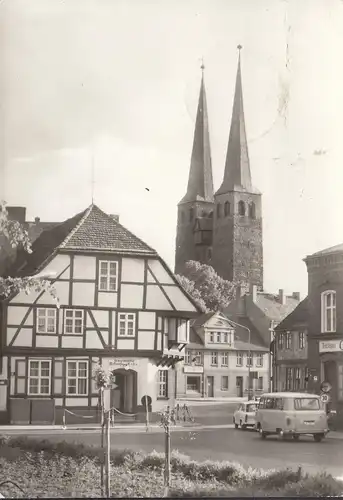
319 340 343 353
184 366 204 374
109 359 138 369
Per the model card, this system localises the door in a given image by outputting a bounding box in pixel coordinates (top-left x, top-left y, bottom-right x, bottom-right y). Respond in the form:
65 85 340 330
236 376 243 397
207 376 214 397
110 373 125 411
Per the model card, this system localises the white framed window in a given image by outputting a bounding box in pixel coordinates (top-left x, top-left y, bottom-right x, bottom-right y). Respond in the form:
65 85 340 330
236 352 243 367
178 319 189 343
223 332 228 343
221 352 228 366
67 360 88 395
158 370 168 398
209 332 214 343
277 333 284 349
285 332 292 350
321 290 336 333
65 309 84 335
37 308 57 334
211 352 218 366
118 313 136 337
221 376 229 391
216 332 221 343
299 332 305 349
246 353 253 367
193 351 203 365
185 350 192 364
256 353 263 367
28 360 51 395
99 260 118 292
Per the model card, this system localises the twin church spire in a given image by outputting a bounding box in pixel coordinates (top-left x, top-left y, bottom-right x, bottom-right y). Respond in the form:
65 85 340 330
175 46 263 289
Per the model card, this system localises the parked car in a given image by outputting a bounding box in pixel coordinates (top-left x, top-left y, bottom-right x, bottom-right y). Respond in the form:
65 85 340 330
233 401 258 430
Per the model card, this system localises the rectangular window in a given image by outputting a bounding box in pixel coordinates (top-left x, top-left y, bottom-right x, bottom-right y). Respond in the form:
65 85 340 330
67 360 88 395
194 351 202 365
246 353 253 367
37 308 57 334
99 260 118 292
209 332 214 343
65 309 84 335
236 352 243 367
216 332 221 343
185 351 192 364
286 367 293 391
285 332 292 350
223 332 228 343
294 398 320 411
118 313 136 337
28 360 51 395
187 376 201 392
221 376 229 391
294 367 301 391
158 370 168 398
257 376 263 391
299 332 305 349
221 352 228 367
256 353 263 367
321 291 336 333
277 333 283 349
211 352 218 366
178 319 188 343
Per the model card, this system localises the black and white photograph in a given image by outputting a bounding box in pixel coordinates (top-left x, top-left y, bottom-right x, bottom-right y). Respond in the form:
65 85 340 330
1 0 343 497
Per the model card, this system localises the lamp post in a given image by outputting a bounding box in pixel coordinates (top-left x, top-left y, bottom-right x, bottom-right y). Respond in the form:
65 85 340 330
227 318 252 400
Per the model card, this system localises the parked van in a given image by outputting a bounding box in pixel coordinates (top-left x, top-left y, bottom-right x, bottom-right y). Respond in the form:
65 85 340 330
255 392 329 442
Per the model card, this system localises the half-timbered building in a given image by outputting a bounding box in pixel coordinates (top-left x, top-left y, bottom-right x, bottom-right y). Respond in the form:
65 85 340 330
0 204 200 424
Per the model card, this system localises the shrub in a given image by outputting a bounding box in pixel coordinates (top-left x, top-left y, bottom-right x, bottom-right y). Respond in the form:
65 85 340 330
279 473 343 497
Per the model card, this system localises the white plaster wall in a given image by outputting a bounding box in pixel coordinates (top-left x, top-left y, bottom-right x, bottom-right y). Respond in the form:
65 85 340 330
137 331 155 350
120 284 144 309
98 292 118 308
73 255 96 280
55 398 63 406
121 258 144 282
163 286 197 312
43 254 71 277
117 339 135 350
7 328 18 345
138 311 155 330
147 260 174 284
36 336 59 348
62 336 83 348
13 328 32 347
54 379 63 393
91 310 109 328
7 306 31 326
100 331 109 345
86 331 104 349
146 285 172 310
37 281 69 305
73 282 95 306
10 289 40 304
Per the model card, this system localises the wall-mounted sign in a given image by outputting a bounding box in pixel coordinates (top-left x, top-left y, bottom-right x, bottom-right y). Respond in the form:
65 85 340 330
320 393 331 404
319 340 343 354
109 359 138 369
0 380 8 386
184 366 204 374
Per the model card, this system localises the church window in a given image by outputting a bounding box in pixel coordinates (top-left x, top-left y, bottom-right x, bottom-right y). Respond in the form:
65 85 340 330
238 201 245 216
224 201 230 216
216 203 221 218
189 208 194 222
248 202 256 219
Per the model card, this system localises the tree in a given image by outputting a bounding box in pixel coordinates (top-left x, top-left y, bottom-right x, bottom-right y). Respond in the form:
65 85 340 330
176 260 242 312
0 202 58 301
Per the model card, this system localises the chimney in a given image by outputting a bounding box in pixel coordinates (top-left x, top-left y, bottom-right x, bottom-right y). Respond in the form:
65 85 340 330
34 217 40 224
250 284 257 303
279 289 286 305
292 292 300 301
110 214 120 222
6 206 26 223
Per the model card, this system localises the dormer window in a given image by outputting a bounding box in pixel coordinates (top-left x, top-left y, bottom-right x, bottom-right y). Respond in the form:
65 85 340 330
238 201 245 216
321 290 336 333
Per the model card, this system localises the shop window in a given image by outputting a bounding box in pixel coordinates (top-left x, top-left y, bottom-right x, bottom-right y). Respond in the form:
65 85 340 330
187 376 201 393
221 376 229 391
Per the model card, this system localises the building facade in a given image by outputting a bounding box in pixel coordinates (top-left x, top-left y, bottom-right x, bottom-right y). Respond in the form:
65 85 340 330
0 204 200 425
175 48 263 289
273 298 309 392
176 311 269 399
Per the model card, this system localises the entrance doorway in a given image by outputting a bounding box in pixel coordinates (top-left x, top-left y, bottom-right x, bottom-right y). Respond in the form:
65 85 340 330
207 376 214 397
236 376 243 397
110 369 137 413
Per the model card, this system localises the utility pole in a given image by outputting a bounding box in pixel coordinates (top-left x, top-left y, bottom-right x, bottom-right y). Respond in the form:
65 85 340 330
227 318 252 399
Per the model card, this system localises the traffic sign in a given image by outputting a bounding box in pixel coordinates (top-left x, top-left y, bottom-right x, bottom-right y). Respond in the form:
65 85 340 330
320 381 332 393
320 393 331 404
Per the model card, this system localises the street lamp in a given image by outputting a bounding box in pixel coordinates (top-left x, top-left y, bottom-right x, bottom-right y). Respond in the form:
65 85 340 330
227 318 252 400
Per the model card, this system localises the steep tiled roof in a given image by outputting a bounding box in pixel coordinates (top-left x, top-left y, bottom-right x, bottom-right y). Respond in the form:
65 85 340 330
308 243 343 257
275 297 309 331
255 292 300 324
6 204 157 277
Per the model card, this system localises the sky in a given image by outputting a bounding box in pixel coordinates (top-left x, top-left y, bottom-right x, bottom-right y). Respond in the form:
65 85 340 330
1 0 343 298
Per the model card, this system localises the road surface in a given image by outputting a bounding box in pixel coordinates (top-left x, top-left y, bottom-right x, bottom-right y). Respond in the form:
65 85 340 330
7 426 343 478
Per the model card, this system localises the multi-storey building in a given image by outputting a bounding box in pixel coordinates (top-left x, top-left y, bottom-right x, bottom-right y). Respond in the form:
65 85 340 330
0 204 200 425
176 311 269 399
175 47 263 289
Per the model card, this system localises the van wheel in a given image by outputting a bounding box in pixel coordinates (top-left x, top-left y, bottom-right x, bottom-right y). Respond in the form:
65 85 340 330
233 418 238 429
240 420 246 430
260 429 267 439
293 434 300 441
313 433 324 442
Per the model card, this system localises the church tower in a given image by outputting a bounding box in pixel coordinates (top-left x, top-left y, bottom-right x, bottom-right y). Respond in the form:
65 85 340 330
211 46 263 288
175 64 215 274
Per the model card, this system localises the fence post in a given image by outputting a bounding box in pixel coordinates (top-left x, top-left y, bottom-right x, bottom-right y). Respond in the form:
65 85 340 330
163 409 171 497
145 394 149 432
100 389 105 496
105 411 111 498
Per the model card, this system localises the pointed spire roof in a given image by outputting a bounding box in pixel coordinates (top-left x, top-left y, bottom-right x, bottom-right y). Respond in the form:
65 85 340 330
216 46 259 195
179 64 214 205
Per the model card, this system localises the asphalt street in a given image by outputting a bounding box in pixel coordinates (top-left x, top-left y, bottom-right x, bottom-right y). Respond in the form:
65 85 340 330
7 426 343 478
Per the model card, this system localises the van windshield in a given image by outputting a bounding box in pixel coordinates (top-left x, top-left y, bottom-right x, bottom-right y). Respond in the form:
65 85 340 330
294 398 320 411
